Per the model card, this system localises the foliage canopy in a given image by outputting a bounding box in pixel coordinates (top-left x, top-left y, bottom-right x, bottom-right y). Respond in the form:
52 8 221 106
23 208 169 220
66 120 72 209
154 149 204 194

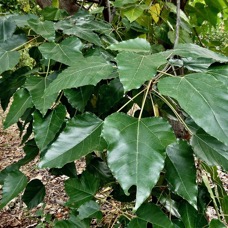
0 0 228 227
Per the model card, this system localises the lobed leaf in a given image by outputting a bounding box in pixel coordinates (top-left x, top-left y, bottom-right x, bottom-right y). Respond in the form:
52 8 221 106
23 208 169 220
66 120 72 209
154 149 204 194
116 52 167 92
158 73 228 145
0 16 16 42
108 38 151 53
27 18 55 41
39 37 83 66
25 74 58 116
4 88 33 129
65 171 99 207
22 179 45 209
165 141 198 209
77 200 102 220
45 56 114 96
191 129 228 171
0 171 27 209
39 113 106 168
102 113 175 210
33 104 66 152
0 49 20 74
135 203 175 228
64 86 94 113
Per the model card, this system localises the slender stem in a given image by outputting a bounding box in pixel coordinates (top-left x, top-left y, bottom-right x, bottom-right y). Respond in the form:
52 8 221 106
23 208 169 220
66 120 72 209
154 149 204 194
45 59 51 78
153 90 193 135
117 88 146 113
11 36 39 51
174 0 181 48
150 93 159 117
139 80 153 120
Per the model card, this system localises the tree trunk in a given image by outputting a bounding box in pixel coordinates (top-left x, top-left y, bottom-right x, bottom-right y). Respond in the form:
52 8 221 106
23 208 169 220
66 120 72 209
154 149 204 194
36 0 79 15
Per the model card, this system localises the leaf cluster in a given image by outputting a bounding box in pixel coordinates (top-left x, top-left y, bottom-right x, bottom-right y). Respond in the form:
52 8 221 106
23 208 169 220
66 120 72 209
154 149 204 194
0 1 228 227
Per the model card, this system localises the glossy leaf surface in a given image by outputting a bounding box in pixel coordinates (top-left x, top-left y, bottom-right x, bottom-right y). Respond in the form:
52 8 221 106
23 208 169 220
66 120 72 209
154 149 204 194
4 88 33 129
102 113 175 210
0 17 16 41
158 73 228 145
27 18 55 41
116 52 167 92
33 104 66 152
191 129 228 171
64 86 94 112
166 43 228 64
45 56 113 95
39 37 83 66
77 200 102 220
135 203 174 228
128 218 147 228
0 171 27 209
65 172 99 207
209 219 226 228
0 49 20 74
25 74 58 116
108 38 151 53
39 113 105 168
165 141 198 209
22 179 45 209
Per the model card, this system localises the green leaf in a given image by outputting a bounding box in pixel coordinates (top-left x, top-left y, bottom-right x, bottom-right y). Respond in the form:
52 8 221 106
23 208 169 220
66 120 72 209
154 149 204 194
122 5 146 23
191 129 228 171
165 43 228 65
116 52 167 92
0 16 16 41
108 38 151 53
54 220 77 228
128 218 147 228
64 86 94 112
49 162 77 178
0 34 27 51
158 73 228 145
209 219 226 228
0 48 20 74
0 66 28 110
22 179 45 209
169 57 213 72
102 113 175 210
178 202 207 228
165 141 198 209
0 164 20 185
97 78 124 115
0 171 27 209
207 65 228 85
18 139 39 166
40 7 68 21
78 200 102 220
25 74 58 116
179 203 196 228
39 113 106 168
55 19 102 46
45 56 113 96
221 196 228 224
12 14 38 27
33 104 66 152
54 14 111 46
27 18 55 42
4 88 33 129
38 37 83 66
65 171 99 207
135 203 174 228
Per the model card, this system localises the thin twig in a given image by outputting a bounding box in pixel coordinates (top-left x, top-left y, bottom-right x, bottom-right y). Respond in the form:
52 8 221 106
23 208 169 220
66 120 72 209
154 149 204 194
139 80 153 120
174 0 181 48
